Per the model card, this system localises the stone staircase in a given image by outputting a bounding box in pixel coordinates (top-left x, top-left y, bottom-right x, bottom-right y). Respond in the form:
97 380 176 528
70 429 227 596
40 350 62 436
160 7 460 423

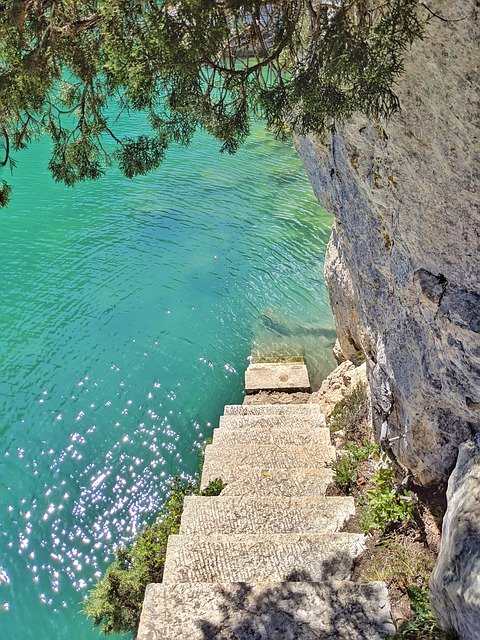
137 360 395 639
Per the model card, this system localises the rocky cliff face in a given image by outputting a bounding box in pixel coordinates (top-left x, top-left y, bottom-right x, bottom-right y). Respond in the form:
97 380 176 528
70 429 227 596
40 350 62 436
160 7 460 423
296 0 479 487
430 438 480 640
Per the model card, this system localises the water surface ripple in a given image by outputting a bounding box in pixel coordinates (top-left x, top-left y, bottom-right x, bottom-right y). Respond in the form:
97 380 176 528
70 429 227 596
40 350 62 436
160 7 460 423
0 120 333 638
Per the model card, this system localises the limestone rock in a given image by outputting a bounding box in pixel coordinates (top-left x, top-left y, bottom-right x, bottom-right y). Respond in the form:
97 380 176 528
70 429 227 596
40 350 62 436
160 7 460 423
430 439 480 639
295 0 480 485
309 360 368 419
201 444 335 488
212 424 330 446
224 403 323 416
219 413 326 430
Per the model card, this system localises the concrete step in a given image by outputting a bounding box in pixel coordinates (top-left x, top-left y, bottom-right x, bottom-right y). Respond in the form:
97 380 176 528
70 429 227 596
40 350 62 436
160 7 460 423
180 495 355 535
138 580 395 640
162 533 365 584
224 403 321 416
245 362 311 394
213 467 333 496
213 426 330 447
201 444 335 487
219 413 326 430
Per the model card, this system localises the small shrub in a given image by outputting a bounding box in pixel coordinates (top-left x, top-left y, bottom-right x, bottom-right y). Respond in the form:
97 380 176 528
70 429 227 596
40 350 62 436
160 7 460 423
84 477 194 635
84 472 227 635
360 463 414 533
333 441 379 493
200 477 227 496
391 586 457 640
329 381 369 442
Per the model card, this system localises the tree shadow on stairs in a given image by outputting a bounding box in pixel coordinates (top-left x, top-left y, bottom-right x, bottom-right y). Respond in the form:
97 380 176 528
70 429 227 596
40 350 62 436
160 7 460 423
197 556 394 639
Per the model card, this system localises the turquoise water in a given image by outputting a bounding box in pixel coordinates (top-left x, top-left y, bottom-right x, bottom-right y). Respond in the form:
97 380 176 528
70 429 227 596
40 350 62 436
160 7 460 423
0 118 333 638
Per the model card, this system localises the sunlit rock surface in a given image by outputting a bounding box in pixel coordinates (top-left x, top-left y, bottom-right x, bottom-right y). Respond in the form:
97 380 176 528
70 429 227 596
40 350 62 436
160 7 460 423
430 439 480 639
296 0 479 486
309 360 367 419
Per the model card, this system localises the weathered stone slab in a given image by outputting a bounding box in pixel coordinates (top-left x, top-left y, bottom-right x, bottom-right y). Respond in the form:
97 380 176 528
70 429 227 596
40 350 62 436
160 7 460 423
201 444 335 488
212 425 330 447
224 403 323 417
245 362 311 394
219 414 326 430
180 495 355 535
430 438 480 640
162 533 365 584
138 580 395 640
201 454 333 488
214 467 333 496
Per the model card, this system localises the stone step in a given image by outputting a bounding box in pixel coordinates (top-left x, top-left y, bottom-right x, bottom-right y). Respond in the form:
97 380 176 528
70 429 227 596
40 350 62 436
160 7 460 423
201 456 334 489
213 426 330 447
212 427 329 447
245 362 311 394
213 467 333 496
138 580 395 640
243 390 311 405
224 403 321 416
180 495 355 535
201 444 335 487
219 413 326 429
162 533 365 584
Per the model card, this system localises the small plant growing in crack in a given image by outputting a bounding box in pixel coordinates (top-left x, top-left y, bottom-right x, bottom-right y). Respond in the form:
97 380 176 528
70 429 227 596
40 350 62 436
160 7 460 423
333 441 379 493
360 459 414 533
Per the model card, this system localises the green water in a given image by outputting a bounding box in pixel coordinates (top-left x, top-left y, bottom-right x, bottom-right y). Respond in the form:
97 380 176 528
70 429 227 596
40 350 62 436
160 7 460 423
0 118 333 638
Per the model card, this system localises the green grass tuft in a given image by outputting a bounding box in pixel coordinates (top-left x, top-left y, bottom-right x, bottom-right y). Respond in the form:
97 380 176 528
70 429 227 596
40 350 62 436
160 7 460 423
333 441 379 493
390 586 458 640
328 381 370 443
200 477 227 496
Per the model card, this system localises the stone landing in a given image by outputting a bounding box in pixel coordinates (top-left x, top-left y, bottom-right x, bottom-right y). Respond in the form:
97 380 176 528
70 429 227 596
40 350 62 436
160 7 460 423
245 361 311 393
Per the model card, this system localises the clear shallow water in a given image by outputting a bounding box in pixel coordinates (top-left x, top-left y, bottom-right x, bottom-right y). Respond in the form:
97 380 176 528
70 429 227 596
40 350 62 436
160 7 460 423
0 118 333 638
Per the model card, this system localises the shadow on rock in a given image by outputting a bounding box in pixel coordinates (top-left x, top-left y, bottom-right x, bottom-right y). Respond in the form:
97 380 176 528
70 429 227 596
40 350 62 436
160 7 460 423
198 567 394 639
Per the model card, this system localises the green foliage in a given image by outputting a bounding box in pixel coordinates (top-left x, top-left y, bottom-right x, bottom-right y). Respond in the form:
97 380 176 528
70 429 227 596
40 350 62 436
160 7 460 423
333 441 379 493
0 1 425 204
115 134 168 179
84 476 194 635
84 472 227 635
360 463 414 533
329 381 369 441
200 477 227 496
0 181 12 207
391 586 457 640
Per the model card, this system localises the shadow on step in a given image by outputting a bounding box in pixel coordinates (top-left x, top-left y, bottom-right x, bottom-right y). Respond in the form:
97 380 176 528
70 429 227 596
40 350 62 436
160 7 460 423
196 568 392 639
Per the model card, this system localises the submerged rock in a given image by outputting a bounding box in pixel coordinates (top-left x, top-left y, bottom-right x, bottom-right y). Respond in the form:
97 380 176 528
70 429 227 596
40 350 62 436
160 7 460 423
259 307 337 341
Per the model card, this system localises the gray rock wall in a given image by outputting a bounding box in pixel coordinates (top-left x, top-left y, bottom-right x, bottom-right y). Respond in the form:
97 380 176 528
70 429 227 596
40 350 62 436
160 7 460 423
430 438 480 639
296 0 480 486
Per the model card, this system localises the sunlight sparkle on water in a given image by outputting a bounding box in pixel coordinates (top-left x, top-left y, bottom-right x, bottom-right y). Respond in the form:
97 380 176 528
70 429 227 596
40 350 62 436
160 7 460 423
0 121 334 639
